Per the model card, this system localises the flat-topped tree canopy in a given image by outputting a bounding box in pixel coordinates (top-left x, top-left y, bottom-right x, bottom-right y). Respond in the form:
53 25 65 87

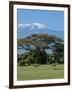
17 34 63 50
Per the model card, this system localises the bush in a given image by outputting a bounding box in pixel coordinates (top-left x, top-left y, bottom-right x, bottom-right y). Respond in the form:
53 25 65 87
18 60 29 66
59 57 64 64
19 60 25 66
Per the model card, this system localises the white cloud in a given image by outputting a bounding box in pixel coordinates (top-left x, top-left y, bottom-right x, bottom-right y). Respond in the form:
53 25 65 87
23 24 31 29
18 24 24 28
32 23 48 29
18 23 48 30
18 23 31 29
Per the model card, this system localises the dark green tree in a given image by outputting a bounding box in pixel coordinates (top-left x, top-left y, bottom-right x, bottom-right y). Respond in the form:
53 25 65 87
17 34 64 65
53 42 64 64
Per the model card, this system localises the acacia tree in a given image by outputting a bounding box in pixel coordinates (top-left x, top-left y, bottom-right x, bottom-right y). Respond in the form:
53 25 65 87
18 34 64 65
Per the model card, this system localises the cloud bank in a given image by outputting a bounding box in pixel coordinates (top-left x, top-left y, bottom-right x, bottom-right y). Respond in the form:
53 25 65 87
18 23 48 30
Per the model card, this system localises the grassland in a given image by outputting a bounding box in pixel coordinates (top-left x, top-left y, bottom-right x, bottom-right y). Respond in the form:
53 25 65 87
17 64 64 80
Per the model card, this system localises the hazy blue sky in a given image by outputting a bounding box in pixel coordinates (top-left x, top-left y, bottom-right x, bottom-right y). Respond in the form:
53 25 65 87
17 9 64 39
17 9 64 31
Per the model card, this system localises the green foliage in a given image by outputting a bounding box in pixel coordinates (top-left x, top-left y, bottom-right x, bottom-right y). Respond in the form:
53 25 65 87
17 53 29 62
53 42 64 64
47 54 54 64
18 49 48 65
19 60 26 66
59 57 64 64
17 34 64 66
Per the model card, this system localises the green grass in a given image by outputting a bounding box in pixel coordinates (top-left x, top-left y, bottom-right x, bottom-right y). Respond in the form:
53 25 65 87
17 64 64 80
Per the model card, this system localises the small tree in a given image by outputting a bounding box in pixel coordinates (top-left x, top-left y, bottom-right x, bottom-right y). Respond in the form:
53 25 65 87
53 42 64 64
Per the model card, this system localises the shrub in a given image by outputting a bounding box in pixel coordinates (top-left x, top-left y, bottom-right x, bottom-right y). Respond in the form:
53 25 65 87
19 60 25 66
